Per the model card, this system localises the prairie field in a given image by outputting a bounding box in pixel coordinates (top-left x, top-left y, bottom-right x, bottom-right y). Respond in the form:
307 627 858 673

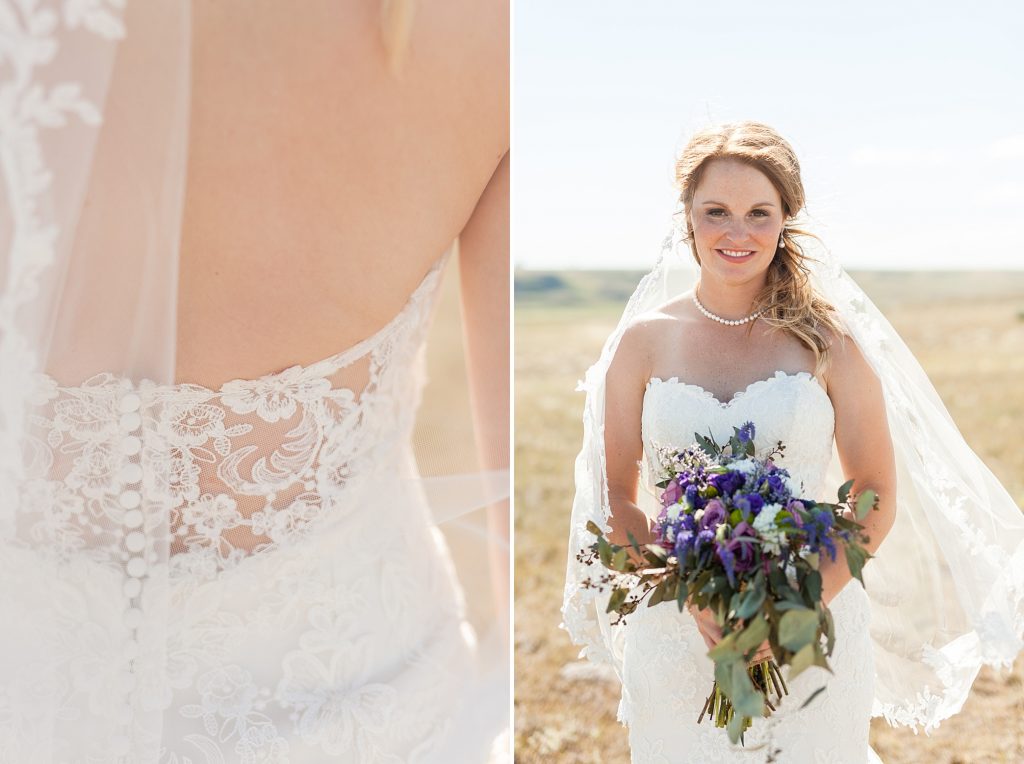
514 270 1024 763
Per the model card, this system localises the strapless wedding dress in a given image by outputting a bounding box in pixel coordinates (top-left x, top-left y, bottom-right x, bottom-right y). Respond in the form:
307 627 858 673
623 370 882 763
0 254 495 762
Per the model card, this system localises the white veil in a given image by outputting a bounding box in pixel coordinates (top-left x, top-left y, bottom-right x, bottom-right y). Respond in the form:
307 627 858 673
0 1 508 760
562 203 1024 733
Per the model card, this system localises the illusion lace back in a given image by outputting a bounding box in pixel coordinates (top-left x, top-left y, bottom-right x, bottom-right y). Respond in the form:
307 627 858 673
1 253 491 762
626 370 882 764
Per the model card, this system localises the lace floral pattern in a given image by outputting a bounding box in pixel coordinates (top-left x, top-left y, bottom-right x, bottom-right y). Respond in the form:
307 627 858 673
0 255 491 762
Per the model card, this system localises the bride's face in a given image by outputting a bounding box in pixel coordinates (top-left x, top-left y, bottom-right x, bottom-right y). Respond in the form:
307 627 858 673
689 158 785 284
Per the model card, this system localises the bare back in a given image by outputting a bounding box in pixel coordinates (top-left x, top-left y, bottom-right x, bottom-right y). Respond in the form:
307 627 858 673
177 0 508 386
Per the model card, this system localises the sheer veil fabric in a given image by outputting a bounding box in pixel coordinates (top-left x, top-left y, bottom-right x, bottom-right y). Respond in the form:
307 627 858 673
562 204 1024 734
0 2 508 761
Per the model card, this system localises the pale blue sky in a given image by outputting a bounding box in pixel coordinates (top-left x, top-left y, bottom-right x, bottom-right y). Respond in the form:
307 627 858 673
514 0 1024 270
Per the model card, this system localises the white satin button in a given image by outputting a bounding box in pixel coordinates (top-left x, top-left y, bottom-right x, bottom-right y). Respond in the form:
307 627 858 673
126 557 147 578
118 463 143 483
119 393 141 413
120 436 142 455
123 509 143 528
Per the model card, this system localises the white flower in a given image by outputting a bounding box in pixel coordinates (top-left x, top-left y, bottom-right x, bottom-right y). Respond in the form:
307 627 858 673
728 457 759 476
752 502 783 533
754 503 787 557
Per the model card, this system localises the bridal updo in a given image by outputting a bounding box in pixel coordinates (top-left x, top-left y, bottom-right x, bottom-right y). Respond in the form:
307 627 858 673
675 120 845 376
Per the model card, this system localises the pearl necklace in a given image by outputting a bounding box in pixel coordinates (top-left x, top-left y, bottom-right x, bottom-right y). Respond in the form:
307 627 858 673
692 287 763 326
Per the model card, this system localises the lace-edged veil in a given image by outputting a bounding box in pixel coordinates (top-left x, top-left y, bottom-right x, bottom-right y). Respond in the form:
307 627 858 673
561 200 1024 733
0 2 508 759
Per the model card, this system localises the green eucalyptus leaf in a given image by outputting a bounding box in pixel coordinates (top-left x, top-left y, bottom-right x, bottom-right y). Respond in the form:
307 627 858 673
606 586 629 614
727 706 746 744
837 478 855 504
778 609 819 652
856 489 877 521
731 662 764 718
823 607 836 654
812 645 833 674
708 633 740 662
586 520 603 536
714 653 737 697
774 600 812 612
611 548 628 572
803 570 822 604
597 536 612 567
845 544 871 584
735 583 767 620
788 643 816 680
625 530 642 554
734 614 769 655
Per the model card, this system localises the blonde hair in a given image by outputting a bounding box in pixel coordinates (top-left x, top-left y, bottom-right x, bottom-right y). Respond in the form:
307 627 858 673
380 0 416 77
675 120 845 376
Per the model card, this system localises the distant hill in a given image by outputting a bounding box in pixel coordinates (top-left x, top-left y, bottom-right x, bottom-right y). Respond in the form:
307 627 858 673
515 269 1024 315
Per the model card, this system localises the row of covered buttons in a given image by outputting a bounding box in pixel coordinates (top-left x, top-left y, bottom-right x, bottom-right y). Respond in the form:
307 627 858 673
115 388 145 757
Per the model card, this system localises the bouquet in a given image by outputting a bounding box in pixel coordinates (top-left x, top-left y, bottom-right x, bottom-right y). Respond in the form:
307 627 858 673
579 421 878 744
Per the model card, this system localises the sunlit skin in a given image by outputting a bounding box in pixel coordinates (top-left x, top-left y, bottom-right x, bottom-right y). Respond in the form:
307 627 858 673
603 156 897 670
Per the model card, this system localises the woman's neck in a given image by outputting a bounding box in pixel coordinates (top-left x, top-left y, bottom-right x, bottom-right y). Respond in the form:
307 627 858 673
695 274 765 320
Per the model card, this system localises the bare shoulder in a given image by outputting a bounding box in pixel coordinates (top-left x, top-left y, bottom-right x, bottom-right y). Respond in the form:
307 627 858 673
820 323 880 398
617 297 694 353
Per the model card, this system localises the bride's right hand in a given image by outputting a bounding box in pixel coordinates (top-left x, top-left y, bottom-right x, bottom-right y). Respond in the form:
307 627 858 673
606 506 656 565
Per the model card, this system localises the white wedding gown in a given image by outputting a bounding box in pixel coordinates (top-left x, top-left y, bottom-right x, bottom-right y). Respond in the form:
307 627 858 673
623 370 883 763
0 254 494 762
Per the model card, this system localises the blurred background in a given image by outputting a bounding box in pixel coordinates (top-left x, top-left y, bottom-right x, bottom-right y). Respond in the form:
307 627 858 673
513 1 1024 761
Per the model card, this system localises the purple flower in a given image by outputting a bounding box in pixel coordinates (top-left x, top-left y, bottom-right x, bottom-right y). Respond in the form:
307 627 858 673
734 493 764 517
661 480 682 507
699 499 727 531
710 470 745 498
724 522 758 573
674 528 695 559
684 484 704 510
785 502 805 528
737 421 756 444
717 542 737 587
802 508 838 560
757 472 791 502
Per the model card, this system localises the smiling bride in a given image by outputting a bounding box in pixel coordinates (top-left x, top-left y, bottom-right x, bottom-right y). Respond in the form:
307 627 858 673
563 120 1024 763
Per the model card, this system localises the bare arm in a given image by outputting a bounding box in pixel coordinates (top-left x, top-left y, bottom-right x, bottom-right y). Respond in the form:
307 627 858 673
819 332 899 606
603 321 657 551
457 150 509 627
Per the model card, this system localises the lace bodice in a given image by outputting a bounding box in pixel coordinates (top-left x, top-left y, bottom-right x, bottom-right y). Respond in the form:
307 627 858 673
0 253 497 763
641 370 835 506
18 254 447 576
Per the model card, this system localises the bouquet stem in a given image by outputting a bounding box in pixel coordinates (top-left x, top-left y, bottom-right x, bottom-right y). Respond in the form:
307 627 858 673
696 658 788 745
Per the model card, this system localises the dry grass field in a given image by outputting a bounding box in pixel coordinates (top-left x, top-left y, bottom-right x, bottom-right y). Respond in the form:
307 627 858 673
514 270 1024 763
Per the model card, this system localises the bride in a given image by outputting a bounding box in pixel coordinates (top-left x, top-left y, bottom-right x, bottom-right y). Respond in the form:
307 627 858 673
562 121 1024 763
0 1 508 762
